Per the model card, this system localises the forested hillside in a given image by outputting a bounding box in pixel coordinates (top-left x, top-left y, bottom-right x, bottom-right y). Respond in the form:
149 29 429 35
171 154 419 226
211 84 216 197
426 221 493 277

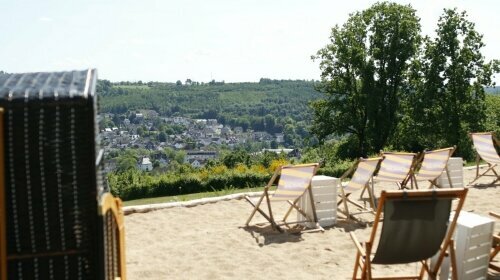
98 79 321 132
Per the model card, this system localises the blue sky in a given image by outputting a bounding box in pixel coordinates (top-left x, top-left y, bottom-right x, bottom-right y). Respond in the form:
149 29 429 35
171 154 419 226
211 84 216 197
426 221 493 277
1 0 499 83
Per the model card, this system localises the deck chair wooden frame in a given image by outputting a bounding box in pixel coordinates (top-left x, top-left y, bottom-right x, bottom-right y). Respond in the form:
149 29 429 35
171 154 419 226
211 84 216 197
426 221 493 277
408 147 455 189
245 163 320 232
350 188 468 280
337 157 382 221
469 132 500 185
490 211 500 273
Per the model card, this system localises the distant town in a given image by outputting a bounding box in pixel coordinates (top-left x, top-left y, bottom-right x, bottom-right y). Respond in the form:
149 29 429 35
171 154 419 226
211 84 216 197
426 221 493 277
100 109 299 173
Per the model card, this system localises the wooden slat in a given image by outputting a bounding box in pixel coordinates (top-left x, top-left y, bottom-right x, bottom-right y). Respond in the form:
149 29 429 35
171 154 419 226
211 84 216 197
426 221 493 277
464 264 490 279
470 223 495 236
469 232 494 246
462 254 489 271
464 243 491 260
314 201 336 211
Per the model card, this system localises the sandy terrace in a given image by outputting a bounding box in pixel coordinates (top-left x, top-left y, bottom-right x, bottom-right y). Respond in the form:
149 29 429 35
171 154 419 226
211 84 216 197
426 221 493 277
125 166 500 279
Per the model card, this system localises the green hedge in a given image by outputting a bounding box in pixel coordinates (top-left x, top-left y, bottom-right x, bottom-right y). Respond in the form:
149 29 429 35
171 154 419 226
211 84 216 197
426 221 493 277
108 161 353 201
108 169 272 201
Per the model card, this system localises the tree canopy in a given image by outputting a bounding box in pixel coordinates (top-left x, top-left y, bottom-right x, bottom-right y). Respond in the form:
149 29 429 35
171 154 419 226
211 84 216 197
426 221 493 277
311 2 421 156
312 2 499 159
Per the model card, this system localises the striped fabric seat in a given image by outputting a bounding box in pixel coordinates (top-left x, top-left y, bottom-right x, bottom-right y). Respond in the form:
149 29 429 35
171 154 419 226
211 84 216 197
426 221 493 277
472 133 500 165
375 153 416 185
338 157 382 221
470 132 500 185
344 158 381 193
245 163 321 232
413 147 454 188
271 165 317 201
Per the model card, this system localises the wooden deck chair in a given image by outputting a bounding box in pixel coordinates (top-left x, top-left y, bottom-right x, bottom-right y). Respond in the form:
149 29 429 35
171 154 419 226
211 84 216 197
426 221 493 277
350 188 468 280
490 211 500 273
337 157 382 221
469 132 500 185
368 152 417 195
0 70 126 280
245 163 320 232
409 147 455 189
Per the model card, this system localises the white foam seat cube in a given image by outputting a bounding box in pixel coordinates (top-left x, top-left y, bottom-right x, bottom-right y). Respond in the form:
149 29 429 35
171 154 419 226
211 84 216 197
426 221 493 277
438 157 464 188
436 211 494 279
298 175 338 228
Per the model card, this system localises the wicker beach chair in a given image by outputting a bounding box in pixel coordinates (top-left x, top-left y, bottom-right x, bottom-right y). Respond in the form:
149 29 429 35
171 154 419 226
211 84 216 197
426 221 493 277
409 147 455 189
0 70 126 280
469 132 500 185
490 212 500 273
350 188 468 280
337 157 382 221
244 163 321 232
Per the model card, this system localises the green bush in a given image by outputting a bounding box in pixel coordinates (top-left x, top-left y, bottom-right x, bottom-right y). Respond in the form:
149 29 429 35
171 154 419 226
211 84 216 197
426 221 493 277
109 168 272 201
316 160 354 178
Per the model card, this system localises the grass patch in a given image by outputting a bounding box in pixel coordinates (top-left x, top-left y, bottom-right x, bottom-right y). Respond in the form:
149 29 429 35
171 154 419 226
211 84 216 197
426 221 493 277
123 186 264 206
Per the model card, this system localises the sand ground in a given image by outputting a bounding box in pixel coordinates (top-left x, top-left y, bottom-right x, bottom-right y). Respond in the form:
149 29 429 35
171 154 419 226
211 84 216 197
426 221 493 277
125 166 500 279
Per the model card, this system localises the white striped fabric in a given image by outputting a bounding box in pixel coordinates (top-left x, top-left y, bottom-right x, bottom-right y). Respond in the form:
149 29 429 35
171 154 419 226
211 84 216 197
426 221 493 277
376 154 414 182
414 149 451 181
271 165 316 201
344 159 380 192
472 134 500 165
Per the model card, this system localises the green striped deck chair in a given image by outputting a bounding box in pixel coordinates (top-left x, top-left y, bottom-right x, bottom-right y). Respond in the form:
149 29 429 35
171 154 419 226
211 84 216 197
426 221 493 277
410 147 455 189
350 188 468 280
372 152 417 190
244 163 320 232
470 132 500 185
337 157 382 221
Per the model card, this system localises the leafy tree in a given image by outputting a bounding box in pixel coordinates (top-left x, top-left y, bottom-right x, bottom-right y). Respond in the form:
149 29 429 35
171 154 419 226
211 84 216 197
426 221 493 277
311 2 421 156
485 95 500 135
158 131 167 142
257 151 284 168
270 140 278 149
164 147 186 164
398 9 499 159
221 149 251 168
116 155 137 172
136 126 145 136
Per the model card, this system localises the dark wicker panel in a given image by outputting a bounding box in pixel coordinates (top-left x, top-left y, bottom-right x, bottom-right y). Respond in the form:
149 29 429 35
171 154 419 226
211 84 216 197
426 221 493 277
0 70 112 279
102 211 120 280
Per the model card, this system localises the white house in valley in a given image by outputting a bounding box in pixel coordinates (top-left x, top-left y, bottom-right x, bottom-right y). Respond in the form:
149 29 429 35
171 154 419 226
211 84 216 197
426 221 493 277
139 157 153 171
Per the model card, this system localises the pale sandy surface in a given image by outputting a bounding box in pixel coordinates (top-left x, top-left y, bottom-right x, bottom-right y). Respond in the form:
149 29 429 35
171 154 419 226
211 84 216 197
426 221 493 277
125 166 500 279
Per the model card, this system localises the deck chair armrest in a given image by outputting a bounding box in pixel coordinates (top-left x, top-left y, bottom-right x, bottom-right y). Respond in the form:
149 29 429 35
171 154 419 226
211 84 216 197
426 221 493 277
349 232 366 257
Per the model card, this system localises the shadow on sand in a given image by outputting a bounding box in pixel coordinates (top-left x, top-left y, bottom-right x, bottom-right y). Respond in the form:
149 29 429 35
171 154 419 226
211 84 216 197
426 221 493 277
241 218 368 247
241 224 305 246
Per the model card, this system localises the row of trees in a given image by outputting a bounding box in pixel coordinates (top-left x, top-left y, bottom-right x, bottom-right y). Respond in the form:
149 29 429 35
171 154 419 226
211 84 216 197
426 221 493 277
311 3 499 160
